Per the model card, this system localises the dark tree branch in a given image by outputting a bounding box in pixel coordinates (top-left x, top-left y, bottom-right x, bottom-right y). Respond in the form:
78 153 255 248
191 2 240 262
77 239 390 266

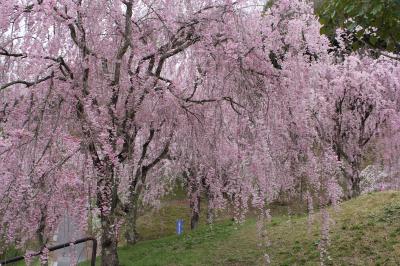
0 73 54 91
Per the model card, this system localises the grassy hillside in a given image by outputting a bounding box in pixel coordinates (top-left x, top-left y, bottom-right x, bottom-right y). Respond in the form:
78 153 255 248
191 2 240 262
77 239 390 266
81 191 400 265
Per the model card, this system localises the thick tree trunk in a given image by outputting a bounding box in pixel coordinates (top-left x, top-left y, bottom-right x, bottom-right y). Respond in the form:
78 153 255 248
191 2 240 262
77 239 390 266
100 217 119 266
347 162 362 198
97 167 119 266
342 165 362 199
350 172 361 198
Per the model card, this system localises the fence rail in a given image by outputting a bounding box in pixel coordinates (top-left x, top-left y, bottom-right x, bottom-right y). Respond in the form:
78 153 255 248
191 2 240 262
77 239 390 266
0 237 97 266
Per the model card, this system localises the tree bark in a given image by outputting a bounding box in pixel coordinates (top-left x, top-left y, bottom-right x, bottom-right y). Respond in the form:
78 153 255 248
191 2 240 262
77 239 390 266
190 181 201 230
343 163 362 199
125 192 140 245
100 217 119 266
206 190 214 224
37 204 48 266
190 196 200 230
350 167 361 198
125 167 148 245
96 166 119 266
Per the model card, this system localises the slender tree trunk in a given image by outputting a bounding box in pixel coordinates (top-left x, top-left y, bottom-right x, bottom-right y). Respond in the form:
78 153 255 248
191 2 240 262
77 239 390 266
189 177 201 230
37 210 49 266
185 169 201 230
125 168 148 245
125 192 140 245
190 193 200 230
206 190 214 224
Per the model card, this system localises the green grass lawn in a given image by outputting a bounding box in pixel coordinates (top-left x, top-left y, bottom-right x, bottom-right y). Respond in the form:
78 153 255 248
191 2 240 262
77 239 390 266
80 191 400 265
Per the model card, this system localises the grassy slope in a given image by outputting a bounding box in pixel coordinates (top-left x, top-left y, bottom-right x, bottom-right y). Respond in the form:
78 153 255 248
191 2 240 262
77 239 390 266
83 191 400 266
